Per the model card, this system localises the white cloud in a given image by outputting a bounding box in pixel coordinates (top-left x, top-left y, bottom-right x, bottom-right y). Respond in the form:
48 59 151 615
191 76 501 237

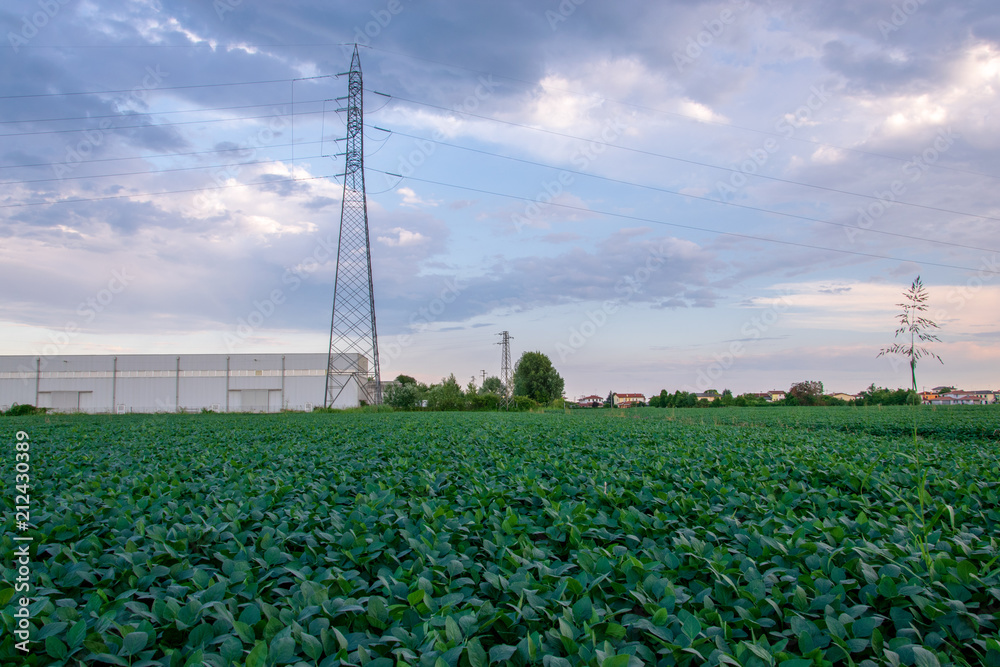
852 41 1000 144
524 75 604 130
678 99 727 124
377 227 427 247
242 215 317 237
397 187 440 208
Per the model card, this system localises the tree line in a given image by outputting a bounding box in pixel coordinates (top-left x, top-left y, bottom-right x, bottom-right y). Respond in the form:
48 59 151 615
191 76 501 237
383 351 565 411
642 382 921 408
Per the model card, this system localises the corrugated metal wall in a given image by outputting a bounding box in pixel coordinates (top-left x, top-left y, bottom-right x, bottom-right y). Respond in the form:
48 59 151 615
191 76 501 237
0 353 361 413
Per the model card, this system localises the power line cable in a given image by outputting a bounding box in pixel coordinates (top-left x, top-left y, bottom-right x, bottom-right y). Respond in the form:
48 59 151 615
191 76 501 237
0 107 329 139
0 75 332 101
362 45 999 182
0 139 326 171
4 126 989 257
8 42 991 180
374 128 999 254
0 155 324 187
0 173 336 209
13 42 356 49
371 90 1000 224
367 167 1000 276
0 98 330 126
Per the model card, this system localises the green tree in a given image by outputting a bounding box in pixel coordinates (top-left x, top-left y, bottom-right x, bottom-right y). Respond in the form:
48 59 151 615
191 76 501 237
466 391 501 411
787 380 824 405
426 374 465 411
877 276 943 392
395 374 418 386
649 389 669 408
737 393 767 406
479 376 504 395
673 390 697 408
856 383 918 406
385 382 420 410
512 351 565 404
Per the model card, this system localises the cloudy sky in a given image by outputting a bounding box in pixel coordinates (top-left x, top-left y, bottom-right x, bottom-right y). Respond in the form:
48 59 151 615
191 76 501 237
2 0 998 398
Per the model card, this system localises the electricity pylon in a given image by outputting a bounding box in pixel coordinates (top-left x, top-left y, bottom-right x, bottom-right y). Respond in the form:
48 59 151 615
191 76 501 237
497 331 513 410
325 45 381 407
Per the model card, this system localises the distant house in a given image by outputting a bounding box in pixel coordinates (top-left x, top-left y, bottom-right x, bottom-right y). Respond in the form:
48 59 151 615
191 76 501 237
967 390 997 404
577 395 604 408
694 392 719 402
612 392 646 408
764 390 786 402
927 392 990 405
828 393 856 402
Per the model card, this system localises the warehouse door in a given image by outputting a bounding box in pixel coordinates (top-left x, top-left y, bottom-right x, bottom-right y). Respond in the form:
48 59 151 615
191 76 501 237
268 390 282 413
241 389 268 413
49 391 81 412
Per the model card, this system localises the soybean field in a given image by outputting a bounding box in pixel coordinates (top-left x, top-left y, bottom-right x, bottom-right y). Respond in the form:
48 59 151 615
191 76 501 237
2 406 999 667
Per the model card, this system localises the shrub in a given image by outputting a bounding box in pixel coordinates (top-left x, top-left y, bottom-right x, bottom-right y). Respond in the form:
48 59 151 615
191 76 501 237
4 404 47 416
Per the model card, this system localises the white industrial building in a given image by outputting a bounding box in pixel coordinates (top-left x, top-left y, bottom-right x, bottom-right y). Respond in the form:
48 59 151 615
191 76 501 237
0 353 366 413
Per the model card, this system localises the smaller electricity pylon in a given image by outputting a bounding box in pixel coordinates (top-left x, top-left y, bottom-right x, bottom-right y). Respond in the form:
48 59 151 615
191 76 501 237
497 331 513 410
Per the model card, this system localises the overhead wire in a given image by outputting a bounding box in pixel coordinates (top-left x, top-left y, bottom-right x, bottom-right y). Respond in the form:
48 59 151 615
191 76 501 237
373 128 999 255
2 91 992 256
15 135 987 279
0 139 326 171
366 167 1000 276
12 42 358 49
0 173 337 209
361 44 999 182
0 155 324 187
7 42 991 180
1 52 994 274
0 107 331 139
369 89 1000 224
0 74 332 100
0 98 330 126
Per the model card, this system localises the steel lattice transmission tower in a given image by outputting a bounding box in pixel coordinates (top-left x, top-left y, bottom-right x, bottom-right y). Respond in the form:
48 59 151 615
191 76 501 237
497 331 513 410
325 45 382 407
